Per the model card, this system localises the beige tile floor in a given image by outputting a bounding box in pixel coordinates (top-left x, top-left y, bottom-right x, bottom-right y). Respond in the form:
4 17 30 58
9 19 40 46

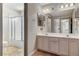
3 43 24 56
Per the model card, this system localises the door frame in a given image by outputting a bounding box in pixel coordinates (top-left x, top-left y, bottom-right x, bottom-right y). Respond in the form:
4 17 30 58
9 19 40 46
24 3 28 56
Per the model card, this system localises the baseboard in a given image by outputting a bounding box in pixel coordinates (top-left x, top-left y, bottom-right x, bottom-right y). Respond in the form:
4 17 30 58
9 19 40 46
28 49 37 56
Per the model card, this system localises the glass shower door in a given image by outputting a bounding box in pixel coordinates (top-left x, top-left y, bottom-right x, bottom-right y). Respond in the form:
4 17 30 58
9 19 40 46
3 3 24 56
9 16 24 41
3 16 24 56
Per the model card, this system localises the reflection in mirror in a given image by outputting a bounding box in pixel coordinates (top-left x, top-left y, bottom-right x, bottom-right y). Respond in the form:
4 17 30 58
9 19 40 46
47 16 52 32
60 18 70 33
52 18 60 33
37 3 79 35
74 18 79 34
37 14 46 34
47 17 71 34
37 14 45 26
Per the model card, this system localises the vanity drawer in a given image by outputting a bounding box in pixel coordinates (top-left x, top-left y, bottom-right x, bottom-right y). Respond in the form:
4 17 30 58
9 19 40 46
48 37 58 41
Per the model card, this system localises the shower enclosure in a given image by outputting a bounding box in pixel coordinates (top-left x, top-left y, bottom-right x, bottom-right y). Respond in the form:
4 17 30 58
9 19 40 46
3 16 24 56
8 16 24 41
3 3 24 56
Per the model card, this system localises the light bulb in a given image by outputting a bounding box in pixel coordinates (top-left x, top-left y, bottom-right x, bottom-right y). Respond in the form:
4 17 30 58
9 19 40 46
46 9 49 11
65 4 68 7
70 3 74 6
61 5 64 8
43 9 46 13
43 8 50 14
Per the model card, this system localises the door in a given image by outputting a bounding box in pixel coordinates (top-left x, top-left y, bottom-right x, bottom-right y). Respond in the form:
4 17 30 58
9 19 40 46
37 36 48 51
37 36 43 50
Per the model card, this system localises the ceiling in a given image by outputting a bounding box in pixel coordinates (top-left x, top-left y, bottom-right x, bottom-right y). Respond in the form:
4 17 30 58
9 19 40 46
38 3 79 15
39 3 62 8
3 3 24 12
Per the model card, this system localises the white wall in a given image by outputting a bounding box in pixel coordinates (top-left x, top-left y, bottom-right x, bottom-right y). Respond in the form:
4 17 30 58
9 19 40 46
28 4 38 55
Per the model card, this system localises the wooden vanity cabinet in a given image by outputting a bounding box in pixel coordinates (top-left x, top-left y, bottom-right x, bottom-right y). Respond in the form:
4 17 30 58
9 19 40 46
69 39 79 56
59 38 69 55
37 36 79 56
48 37 59 54
37 36 48 51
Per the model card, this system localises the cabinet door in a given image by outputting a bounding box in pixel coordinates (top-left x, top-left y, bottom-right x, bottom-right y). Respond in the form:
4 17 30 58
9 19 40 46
37 36 48 51
48 37 59 53
37 36 44 50
69 39 79 56
59 38 68 55
43 38 48 51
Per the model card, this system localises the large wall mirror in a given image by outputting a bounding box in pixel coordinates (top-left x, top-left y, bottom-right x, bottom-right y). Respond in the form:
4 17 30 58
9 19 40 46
47 17 71 34
37 3 79 34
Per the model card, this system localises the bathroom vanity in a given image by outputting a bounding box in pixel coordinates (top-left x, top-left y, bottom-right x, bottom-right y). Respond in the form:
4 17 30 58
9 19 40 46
37 34 79 56
37 3 79 56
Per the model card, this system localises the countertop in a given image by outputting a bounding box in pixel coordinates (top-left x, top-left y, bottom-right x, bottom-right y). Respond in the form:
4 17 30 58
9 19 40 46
37 33 79 39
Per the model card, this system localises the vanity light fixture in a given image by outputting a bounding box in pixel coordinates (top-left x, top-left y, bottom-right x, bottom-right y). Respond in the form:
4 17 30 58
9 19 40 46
60 3 74 9
60 5 64 8
43 9 46 13
74 19 77 22
46 8 50 13
46 9 49 11
43 8 50 14
70 3 74 6
65 4 69 7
